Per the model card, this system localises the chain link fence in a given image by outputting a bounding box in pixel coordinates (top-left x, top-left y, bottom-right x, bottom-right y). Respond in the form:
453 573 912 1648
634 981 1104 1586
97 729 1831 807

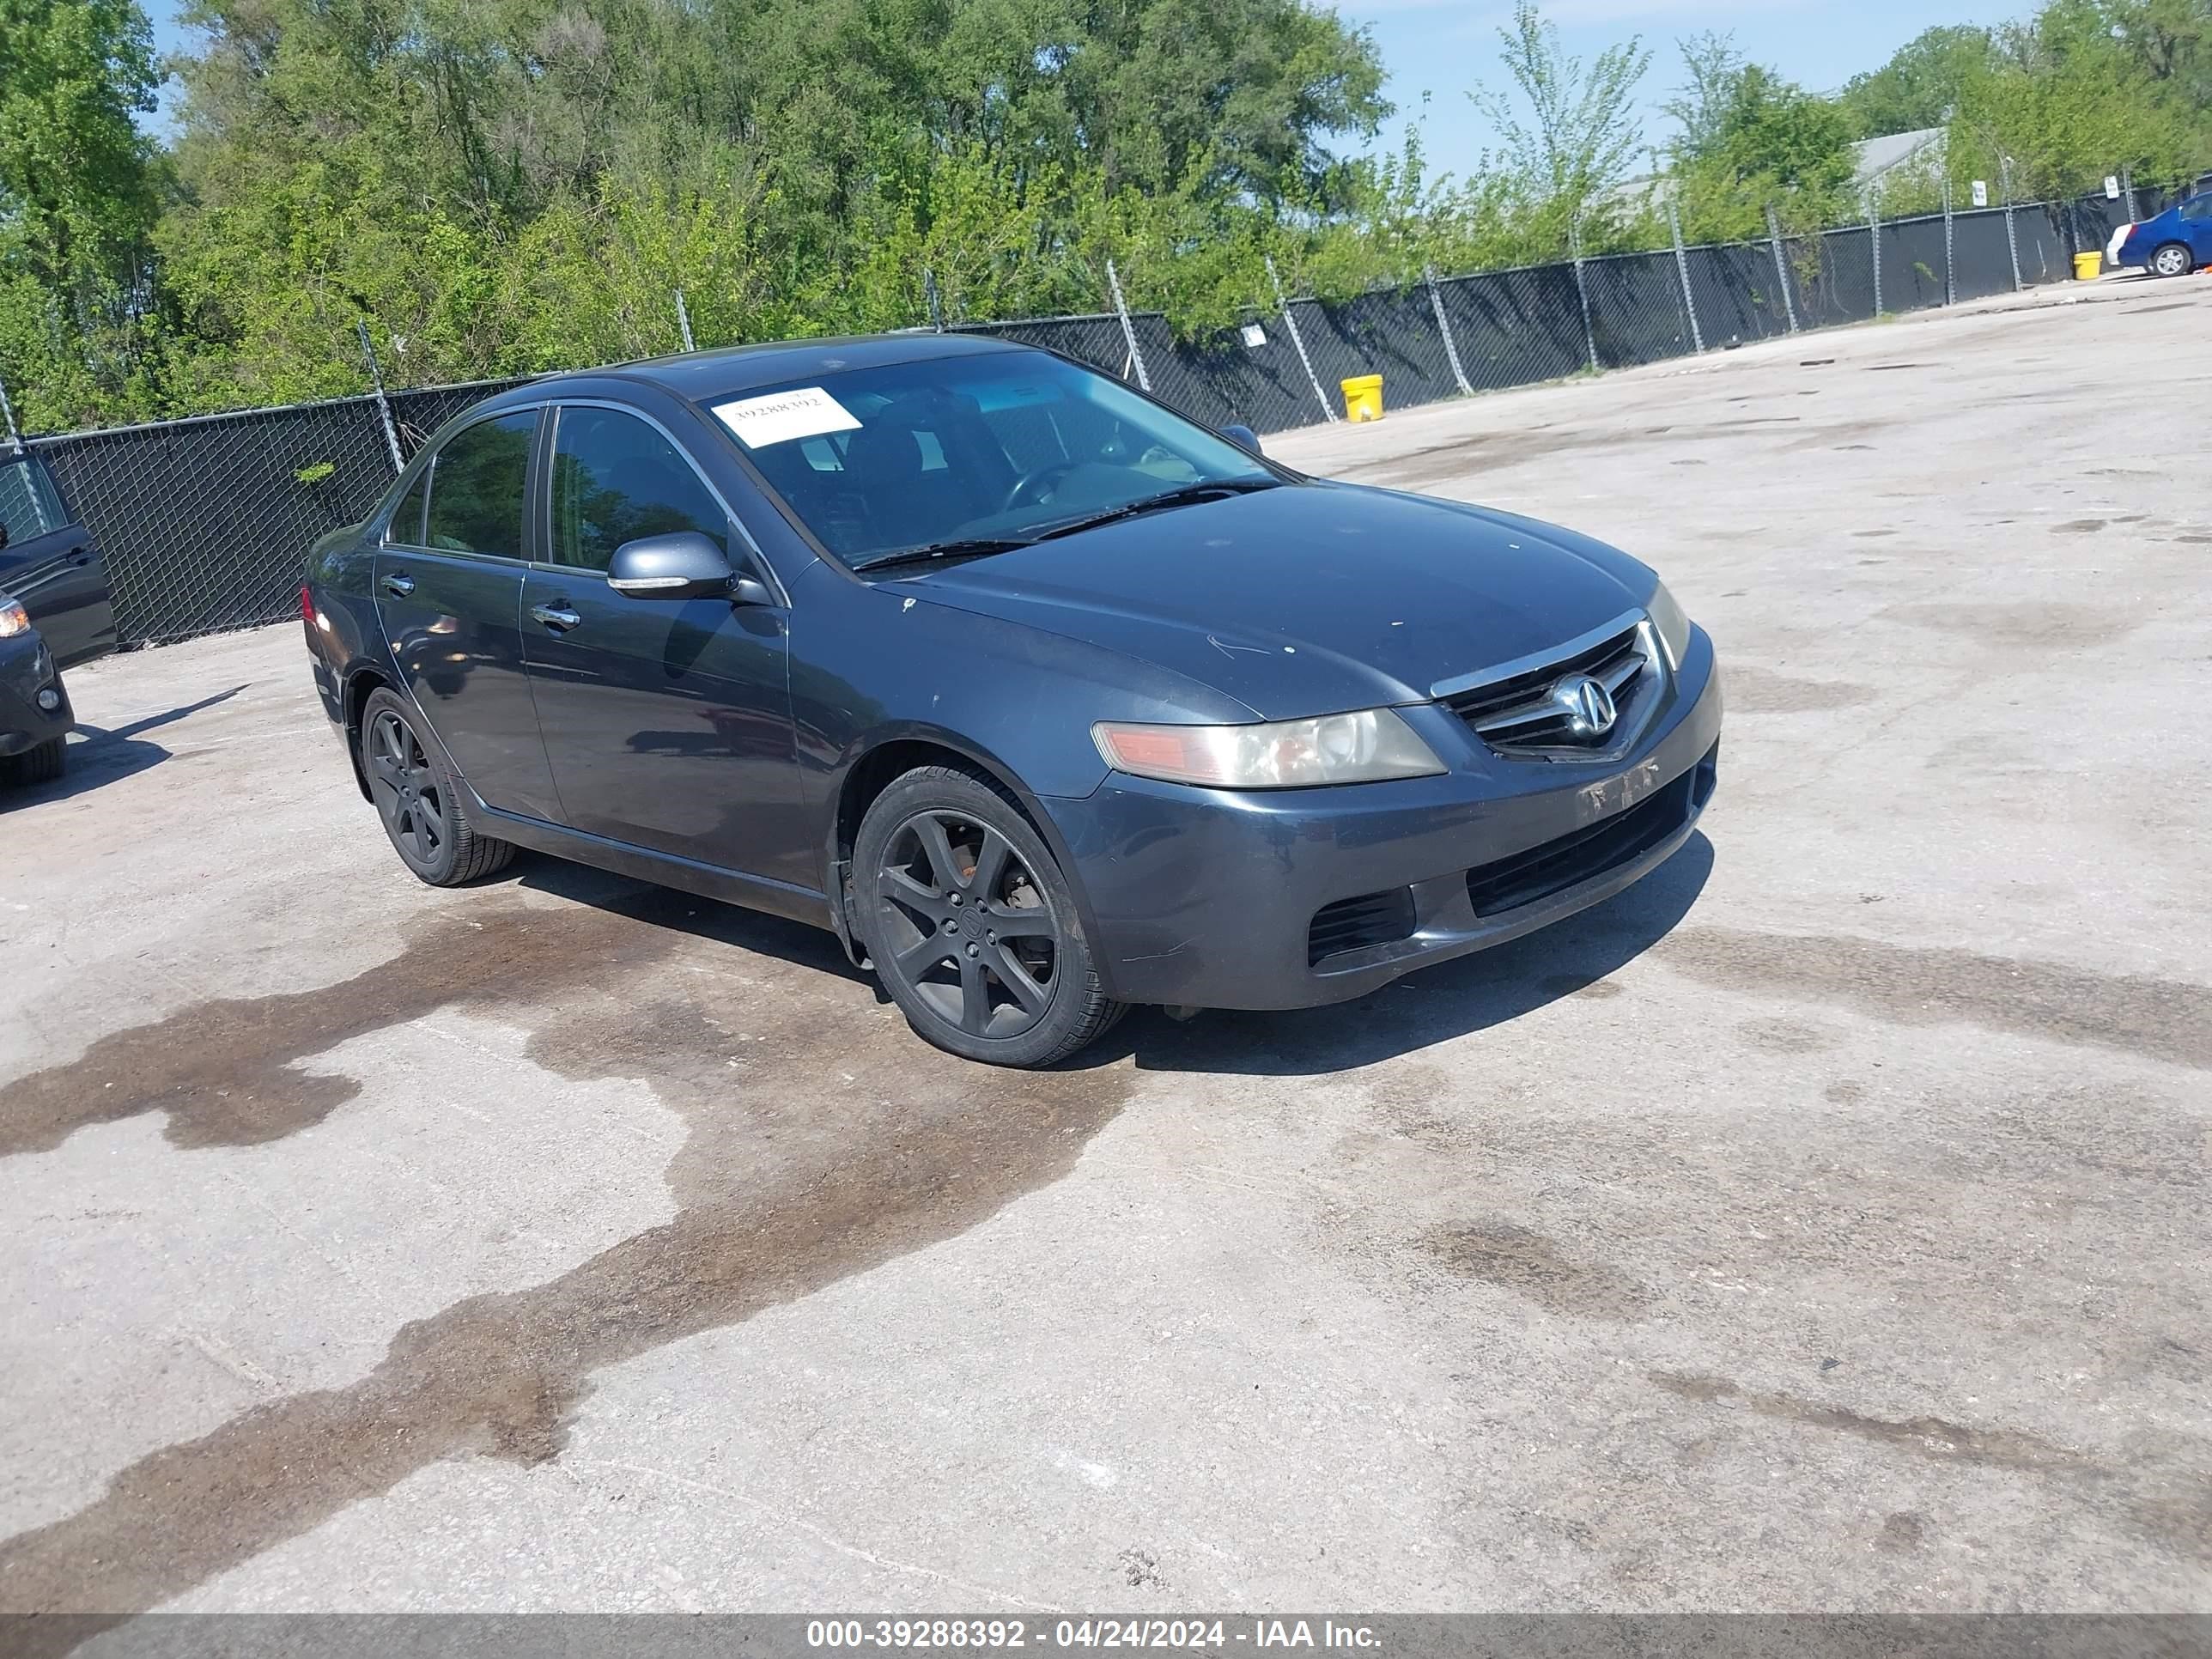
13 179 2206 649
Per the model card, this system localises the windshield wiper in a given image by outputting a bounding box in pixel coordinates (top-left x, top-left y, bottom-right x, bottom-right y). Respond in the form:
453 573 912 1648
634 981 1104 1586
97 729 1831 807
848 477 1280 573
850 537 1034 574
1024 477 1280 544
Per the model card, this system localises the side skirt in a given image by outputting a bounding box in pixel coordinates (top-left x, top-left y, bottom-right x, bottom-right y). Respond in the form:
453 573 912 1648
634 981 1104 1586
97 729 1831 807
476 802 836 932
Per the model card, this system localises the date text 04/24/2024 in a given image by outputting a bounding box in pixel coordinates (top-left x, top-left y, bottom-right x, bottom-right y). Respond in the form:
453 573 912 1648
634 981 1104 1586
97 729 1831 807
805 1619 1382 1650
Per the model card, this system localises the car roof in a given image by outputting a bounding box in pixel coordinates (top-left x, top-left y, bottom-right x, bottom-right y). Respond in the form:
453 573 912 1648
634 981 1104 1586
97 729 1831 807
500 331 1034 411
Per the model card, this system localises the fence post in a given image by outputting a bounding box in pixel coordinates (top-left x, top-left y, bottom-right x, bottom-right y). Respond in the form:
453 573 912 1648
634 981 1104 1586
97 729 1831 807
1942 175 1955 306
1267 254 1338 423
1425 264 1474 396
1104 258 1152 393
2122 164 2138 222
922 267 945 332
1667 203 1703 354
674 289 696 353
1868 189 1882 317
356 319 404 474
2001 158 2023 292
1764 204 1802 333
0 374 21 453
1568 219 1600 372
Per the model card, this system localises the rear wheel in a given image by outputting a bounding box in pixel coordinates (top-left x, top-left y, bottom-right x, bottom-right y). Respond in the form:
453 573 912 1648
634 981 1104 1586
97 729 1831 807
854 765 1124 1066
2151 242 2194 277
0 737 65 787
360 687 514 885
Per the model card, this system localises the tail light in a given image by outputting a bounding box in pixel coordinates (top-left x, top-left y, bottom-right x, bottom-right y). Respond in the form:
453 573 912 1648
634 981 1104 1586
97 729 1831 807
300 583 316 623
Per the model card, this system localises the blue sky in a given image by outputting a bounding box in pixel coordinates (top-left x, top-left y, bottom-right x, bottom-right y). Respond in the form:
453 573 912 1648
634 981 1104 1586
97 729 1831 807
145 0 2023 172
1338 0 2023 179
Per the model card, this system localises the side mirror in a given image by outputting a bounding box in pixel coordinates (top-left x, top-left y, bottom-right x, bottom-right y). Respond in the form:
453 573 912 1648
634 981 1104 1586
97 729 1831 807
1221 422 1262 457
607 531 771 605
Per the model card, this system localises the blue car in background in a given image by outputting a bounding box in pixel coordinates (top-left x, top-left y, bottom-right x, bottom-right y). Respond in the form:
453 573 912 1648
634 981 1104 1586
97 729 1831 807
2111 192 2212 276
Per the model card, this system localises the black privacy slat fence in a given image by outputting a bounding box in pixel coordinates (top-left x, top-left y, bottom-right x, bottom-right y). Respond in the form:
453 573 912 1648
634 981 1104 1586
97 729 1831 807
15 183 2199 648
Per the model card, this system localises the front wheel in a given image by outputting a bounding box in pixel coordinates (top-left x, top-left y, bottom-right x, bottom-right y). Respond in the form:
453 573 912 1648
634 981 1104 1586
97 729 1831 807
854 765 1125 1066
359 686 514 885
0 737 64 787
2150 242 2194 277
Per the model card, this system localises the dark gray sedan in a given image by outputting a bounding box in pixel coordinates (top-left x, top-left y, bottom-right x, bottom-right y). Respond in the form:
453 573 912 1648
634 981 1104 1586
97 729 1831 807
303 335 1721 1066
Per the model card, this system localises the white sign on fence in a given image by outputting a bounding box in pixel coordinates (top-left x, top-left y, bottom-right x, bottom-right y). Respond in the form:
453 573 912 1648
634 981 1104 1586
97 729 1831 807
1971 179 1989 208
1240 323 1267 349
2105 175 2122 199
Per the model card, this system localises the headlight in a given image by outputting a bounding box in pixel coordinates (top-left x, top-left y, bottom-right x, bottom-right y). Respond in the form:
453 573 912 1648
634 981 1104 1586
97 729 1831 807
1646 580 1692 671
0 596 28 640
1093 708 1445 789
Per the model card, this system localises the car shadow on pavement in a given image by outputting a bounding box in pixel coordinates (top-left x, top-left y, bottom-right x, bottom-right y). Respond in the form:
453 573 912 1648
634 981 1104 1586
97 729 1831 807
2 684 246 810
506 856 878 988
1084 832 1716 1077
492 831 1711 1078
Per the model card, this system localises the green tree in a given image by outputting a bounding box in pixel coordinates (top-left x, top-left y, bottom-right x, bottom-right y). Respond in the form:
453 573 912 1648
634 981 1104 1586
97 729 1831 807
1839 26 1997 139
1470 0 1652 257
1948 0 2203 204
1664 30 1747 165
1665 46 1856 242
0 0 164 428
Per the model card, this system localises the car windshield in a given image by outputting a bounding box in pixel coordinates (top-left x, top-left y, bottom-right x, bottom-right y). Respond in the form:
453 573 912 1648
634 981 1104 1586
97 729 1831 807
710 350 1275 568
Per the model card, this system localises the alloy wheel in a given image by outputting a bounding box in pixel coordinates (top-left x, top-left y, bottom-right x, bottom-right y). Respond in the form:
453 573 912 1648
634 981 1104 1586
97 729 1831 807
367 708 449 866
2154 245 2191 276
874 810 1060 1040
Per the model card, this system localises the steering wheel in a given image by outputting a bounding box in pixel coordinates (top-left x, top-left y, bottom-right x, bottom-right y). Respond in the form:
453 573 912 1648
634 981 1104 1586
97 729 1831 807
1000 460 1081 515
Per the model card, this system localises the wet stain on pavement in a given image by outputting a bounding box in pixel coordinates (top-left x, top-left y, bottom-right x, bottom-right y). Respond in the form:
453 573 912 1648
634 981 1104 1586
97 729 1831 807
1878 1510 1929 1551
2053 519 2108 534
1423 1222 1652 1320
1720 665 1877 714
1736 1016 1841 1054
1657 927 2212 1072
1881 600 2142 653
1648 1371 2089 1473
0 884 1136 1620
0 893 701 1155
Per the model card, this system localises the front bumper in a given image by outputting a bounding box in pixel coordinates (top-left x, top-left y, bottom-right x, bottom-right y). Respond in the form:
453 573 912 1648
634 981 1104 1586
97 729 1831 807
0 635 74 757
1047 628 1724 1009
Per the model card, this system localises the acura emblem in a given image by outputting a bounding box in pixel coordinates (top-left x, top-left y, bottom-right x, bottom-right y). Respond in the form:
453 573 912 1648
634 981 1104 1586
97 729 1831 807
1557 673 1617 737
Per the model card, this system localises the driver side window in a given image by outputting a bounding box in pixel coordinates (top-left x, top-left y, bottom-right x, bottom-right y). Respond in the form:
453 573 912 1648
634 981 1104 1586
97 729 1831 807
549 406 728 571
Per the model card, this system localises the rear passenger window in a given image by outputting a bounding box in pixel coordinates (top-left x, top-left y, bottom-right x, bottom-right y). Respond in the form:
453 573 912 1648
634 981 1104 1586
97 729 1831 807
2181 196 2212 222
386 470 429 545
0 457 66 543
423 412 537 559
548 406 727 571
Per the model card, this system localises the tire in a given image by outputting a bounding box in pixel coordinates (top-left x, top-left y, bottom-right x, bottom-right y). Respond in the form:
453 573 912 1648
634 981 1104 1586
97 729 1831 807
2150 242 2194 278
854 764 1126 1066
359 686 514 885
0 737 65 787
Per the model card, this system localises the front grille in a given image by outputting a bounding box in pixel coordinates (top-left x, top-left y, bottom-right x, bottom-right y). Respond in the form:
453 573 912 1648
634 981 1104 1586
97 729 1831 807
1308 887 1417 965
1464 761 1706 918
1438 618 1657 761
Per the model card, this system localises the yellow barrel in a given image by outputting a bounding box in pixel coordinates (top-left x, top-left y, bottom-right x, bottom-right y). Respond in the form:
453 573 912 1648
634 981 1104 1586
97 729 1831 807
1340 374 1384 422
2073 251 2102 281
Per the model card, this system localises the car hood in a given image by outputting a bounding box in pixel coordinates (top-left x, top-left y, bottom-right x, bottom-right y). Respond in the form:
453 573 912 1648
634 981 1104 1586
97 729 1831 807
886 482 1653 720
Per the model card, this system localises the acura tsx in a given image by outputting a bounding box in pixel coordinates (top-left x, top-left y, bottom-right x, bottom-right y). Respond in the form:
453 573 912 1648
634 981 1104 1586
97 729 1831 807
302 334 1722 1066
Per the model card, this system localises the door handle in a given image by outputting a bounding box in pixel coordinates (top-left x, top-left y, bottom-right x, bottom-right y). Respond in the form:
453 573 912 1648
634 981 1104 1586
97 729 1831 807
67 548 91 566
531 603 582 631
380 573 416 598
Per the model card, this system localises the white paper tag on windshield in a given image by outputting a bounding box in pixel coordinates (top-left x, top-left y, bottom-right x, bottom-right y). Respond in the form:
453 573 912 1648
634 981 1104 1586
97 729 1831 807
713 386 861 448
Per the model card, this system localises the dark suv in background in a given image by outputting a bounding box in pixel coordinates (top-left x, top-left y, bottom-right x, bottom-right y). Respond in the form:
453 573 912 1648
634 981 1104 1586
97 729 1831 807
0 452 114 787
